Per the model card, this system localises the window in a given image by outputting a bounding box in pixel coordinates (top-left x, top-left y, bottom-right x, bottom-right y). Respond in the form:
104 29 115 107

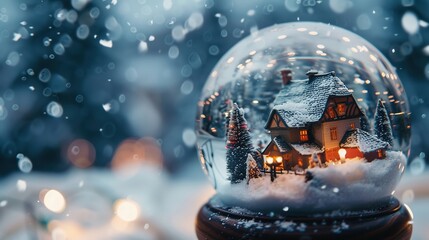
377 149 383 158
330 127 337 140
300 130 308 142
350 123 355 129
337 103 346 116
328 107 336 119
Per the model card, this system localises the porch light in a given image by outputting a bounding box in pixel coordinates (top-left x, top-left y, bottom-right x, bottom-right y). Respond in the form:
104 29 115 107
338 148 347 161
266 156 274 165
275 156 283 163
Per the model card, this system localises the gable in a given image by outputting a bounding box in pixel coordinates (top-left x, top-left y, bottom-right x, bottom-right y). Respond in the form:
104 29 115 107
266 111 287 129
320 95 363 122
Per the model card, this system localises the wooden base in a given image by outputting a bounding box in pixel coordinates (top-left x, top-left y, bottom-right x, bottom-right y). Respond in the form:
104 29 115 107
196 196 412 240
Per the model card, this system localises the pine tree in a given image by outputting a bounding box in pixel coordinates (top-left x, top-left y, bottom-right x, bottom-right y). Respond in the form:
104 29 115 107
246 154 261 184
374 99 394 147
360 114 371 133
226 103 254 184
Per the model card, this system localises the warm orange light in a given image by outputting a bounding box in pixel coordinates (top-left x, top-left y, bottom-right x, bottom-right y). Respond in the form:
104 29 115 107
43 189 66 213
114 199 140 222
266 157 274 165
275 156 283 163
338 148 347 160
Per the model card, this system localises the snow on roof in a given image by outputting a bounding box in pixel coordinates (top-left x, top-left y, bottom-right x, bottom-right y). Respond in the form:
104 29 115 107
340 129 389 153
290 143 324 155
270 71 351 128
272 136 291 153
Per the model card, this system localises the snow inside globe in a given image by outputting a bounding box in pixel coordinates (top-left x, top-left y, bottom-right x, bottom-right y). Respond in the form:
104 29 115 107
195 22 411 213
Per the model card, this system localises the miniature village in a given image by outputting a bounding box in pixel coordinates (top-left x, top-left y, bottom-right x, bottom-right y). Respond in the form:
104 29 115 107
225 70 400 186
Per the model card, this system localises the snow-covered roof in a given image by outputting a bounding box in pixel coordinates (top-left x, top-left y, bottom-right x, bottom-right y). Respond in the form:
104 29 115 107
272 136 291 153
268 71 352 128
340 129 389 153
290 143 324 155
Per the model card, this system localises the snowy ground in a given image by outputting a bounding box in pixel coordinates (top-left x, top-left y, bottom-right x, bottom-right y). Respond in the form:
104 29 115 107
218 151 406 212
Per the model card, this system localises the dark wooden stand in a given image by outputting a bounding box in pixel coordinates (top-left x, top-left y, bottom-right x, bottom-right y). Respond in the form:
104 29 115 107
196 195 412 240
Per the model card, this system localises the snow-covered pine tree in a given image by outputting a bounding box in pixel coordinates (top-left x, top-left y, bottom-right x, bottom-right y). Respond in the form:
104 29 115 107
360 114 371 133
246 154 261 184
374 99 394 147
226 103 254 184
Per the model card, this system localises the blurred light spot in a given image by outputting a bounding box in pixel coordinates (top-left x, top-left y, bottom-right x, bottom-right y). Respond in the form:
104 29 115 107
163 0 172 10
401 0 414 7
172 25 187 41
39 68 51 82
5 51 20 66
218 15 227 27
138 41 148 52
102 103 112 112
356 14 371 30
76 24 89 40
308 31 318 36
90 7 100 18
419 20 428 28
180 80 194 95
422 45 429 56
284 0 300 12
402 11 419 35
17 179 27 192
13 32 22 41
277 34 287 39
401 189 414 204
71 0 90 11
282 206 289 211
75 94 84 103
0 200 7 207
247 9 255 16
329 0 350 13
53 43 65 55
114 199 140 222
317 44 325 49
112 138 163 170
186 12 204 30
99 39 113 48
43 189 66 213
409 156 425 175
168 45 180 59
333 187 339 193
369 54 378 62
47 101 63 118
66 139 96 168
148 35 155 41
182 128 197 147
17 154 33 173
208 45 219 56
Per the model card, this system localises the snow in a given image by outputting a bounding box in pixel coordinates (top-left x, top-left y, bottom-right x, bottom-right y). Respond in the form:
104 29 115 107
402 11 419 35
272 72 351 128
290 143 324 155
340 129 389 153
99 39 113 48
218 151 406 213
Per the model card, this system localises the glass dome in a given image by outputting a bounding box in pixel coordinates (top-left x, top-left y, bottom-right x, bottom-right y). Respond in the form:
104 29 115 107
196 22 410 212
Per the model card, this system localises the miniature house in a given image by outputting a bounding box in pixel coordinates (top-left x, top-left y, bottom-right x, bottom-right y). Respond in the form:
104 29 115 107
262 70 388 171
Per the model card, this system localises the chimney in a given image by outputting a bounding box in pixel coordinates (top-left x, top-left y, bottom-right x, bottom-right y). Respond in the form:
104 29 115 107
280 69 292 85
306 69 319 80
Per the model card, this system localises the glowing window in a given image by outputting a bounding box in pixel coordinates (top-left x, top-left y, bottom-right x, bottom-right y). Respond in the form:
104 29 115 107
377 149 383 158
300 130 308 142
350 123 355 129
337 103 346 116
328 107 336 119
330 127 337 140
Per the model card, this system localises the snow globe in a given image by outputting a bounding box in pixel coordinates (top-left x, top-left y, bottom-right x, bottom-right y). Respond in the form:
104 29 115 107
195 22 412 239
